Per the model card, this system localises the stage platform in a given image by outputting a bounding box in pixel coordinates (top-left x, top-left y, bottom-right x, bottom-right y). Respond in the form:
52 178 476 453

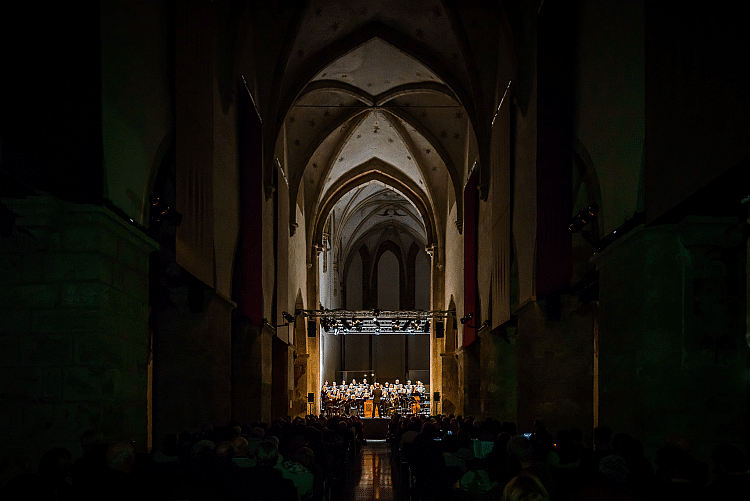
361 417 390 440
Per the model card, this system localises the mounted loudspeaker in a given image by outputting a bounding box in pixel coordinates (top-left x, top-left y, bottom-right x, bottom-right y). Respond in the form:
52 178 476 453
308 392 315 403
307 321 316 337
435 321 445 338
433 392 440 402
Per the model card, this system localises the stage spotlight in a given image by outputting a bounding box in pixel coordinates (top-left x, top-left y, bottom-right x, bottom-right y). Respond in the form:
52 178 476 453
460 313 473 324
423 320 430 333
401 320 411 331
342 319 351 330
393 319 400 329
282 311 295 323
322 319 330 333
568 204 599 233
374 320 381 329
372 308 380 321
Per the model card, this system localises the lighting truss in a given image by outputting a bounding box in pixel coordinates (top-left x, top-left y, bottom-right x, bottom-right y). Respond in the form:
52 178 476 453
300 308 454 335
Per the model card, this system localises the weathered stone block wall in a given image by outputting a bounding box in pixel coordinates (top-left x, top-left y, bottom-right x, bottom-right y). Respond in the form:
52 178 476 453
0 196 156 485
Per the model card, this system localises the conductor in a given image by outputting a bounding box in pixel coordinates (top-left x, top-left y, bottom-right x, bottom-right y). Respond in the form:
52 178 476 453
372 383 383 417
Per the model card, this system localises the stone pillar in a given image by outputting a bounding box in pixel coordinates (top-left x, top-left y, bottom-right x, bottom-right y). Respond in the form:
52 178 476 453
271 336 292 419
440 352 459 415
478 322 518 421
0 196 156 485
595 220 746 462
515 298 595 435
152 287 233 445
457 341 481 416
293 316 310 417
232 318 273 424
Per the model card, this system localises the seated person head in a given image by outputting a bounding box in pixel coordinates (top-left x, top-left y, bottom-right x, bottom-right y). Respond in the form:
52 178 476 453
503 473 549 501
106 441 136 473
231 436 248 457
215 441 234 462
255 441 279 467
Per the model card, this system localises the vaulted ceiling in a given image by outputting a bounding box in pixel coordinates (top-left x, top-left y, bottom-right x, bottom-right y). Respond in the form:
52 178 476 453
255 1 514 265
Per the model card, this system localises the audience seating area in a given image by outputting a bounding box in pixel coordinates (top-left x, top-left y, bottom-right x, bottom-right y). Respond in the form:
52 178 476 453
2 413 749 501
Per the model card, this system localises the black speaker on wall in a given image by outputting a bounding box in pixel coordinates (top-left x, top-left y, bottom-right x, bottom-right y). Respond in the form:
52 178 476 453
308 392 314 403
433 391 440 402
435 321 445 338
307 321 316 337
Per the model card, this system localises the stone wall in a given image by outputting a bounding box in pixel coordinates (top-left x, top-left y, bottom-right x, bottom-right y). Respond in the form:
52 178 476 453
515 299 595 437
595 221 747 461
152 288 233 447
0 196 156 485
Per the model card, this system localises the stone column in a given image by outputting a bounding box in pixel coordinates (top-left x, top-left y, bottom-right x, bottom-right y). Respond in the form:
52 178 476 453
0 196 156 485
478 322 517 421
293 316 310 417
456 341 481 416
152 286 234 443
232 318 273 424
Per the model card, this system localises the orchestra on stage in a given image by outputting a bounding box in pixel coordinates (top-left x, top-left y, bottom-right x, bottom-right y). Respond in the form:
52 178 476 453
320 379 429 417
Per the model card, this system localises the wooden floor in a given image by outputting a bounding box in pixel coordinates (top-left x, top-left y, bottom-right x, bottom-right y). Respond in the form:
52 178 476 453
333 440 409 501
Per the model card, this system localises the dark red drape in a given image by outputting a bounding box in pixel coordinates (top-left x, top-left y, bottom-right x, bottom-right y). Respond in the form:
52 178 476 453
238 84 264 325
536 2 574 298
463 169 479 346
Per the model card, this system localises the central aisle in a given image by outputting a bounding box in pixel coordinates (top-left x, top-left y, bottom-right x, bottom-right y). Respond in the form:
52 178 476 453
335 440 409 501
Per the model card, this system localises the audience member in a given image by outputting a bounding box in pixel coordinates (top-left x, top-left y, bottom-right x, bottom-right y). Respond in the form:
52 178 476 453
705 443 750 500
503 472 550 501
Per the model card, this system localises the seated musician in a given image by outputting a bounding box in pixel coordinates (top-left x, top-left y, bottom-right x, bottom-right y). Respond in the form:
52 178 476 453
342 389 352 415
410 384 420 401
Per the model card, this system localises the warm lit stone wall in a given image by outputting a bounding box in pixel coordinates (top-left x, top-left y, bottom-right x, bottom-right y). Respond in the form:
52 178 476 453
0 196 156 485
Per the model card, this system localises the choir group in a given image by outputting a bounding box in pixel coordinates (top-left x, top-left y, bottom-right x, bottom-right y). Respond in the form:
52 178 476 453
320 379 429 417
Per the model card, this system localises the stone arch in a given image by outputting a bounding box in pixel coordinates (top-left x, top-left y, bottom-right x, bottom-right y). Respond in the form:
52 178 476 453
341 220 426 310
406 242 421 312
312 159 436 252
342 245 370 311
370 240 407 310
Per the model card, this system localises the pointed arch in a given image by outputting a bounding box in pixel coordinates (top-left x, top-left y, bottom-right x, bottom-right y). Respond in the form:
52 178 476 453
371 240 407 310
312 159 436 254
